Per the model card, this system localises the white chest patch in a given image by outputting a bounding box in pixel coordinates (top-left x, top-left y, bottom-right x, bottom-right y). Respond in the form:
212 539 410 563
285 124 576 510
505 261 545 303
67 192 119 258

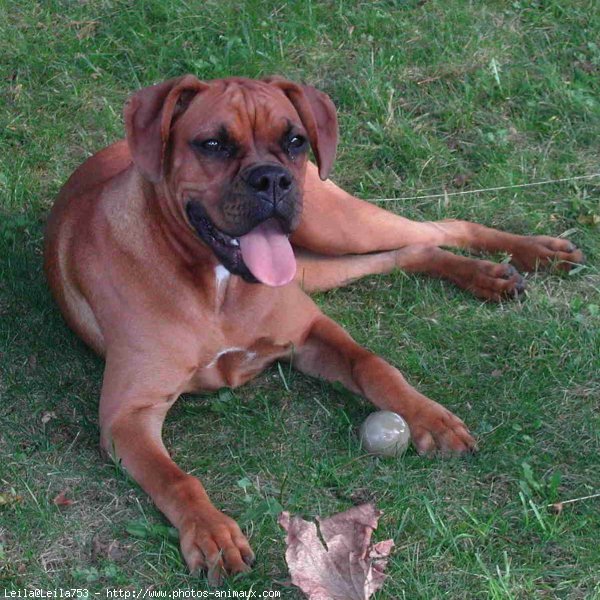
215 265 231 310
215 265 231 287
206 347 255 369
214 264 231 310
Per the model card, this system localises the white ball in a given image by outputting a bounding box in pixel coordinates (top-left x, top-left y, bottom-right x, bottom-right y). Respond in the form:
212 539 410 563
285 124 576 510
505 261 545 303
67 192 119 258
360 411 411 457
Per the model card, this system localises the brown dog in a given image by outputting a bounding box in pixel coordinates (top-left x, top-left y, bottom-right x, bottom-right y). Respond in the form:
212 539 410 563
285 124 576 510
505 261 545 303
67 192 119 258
44 75 583 582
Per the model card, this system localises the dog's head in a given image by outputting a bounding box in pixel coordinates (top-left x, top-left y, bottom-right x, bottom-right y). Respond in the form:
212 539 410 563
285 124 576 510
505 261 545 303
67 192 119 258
124 75 338 286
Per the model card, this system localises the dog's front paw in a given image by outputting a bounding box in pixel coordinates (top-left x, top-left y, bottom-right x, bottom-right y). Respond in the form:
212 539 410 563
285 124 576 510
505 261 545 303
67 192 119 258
408 400 477 456
510 236 584 272
179 509 255 584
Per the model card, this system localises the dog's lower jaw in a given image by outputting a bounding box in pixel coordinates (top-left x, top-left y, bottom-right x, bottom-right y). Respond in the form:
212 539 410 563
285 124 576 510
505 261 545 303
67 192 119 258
185 200 259 282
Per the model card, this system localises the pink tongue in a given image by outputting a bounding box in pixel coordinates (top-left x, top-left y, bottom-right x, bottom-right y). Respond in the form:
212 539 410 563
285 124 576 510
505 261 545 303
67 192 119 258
239 219 296 286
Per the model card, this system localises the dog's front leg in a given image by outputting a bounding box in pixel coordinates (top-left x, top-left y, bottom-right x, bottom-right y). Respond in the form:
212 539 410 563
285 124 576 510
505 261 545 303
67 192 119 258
99 355 254 583
293 315 476 455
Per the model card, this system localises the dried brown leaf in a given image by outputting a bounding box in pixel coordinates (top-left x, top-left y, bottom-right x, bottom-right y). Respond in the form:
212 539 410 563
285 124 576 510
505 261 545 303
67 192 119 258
549 502 564 515
0 491 23 507
279 503 394 600
92 537 128 562
41 411 56 425
577 214 600 226
452 172 473 188
53 490 74 507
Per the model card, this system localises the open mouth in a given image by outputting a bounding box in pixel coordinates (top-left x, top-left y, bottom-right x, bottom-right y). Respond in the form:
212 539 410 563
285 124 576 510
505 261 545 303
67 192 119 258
186 201 249 280
185 201 297 287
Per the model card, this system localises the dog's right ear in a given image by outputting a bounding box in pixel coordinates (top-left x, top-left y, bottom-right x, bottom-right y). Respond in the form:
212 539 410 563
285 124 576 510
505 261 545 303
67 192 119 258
264 77 338 181
124 75 208 183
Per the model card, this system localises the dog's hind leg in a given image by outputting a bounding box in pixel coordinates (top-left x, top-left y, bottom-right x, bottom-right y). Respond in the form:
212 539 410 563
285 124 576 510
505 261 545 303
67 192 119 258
294 162 583 272
295 245 526 300
294 163 454 254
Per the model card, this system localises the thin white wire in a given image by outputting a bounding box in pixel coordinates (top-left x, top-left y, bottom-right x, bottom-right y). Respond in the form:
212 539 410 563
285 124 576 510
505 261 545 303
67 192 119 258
368 172 600 203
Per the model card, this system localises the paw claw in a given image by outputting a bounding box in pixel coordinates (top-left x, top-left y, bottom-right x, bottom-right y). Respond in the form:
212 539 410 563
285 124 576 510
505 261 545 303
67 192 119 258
501 265 518 278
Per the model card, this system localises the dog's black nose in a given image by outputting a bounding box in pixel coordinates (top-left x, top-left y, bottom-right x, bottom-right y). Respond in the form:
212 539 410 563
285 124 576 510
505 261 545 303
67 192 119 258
245 164 292 202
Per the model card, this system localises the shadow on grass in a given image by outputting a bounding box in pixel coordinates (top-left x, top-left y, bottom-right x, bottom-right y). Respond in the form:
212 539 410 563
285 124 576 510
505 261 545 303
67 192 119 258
0 212 101 446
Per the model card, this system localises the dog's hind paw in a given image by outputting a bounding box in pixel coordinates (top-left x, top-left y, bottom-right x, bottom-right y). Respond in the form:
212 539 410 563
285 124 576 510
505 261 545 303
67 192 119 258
465 261 526 301
510 236 584 272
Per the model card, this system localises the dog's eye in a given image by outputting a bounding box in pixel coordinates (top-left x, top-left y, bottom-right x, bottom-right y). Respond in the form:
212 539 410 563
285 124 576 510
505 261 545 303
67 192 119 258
200 139 222 152
192 138 235 158
288 135 307 151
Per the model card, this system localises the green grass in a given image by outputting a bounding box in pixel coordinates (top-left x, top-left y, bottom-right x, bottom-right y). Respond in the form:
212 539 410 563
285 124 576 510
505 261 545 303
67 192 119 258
1 0 599 597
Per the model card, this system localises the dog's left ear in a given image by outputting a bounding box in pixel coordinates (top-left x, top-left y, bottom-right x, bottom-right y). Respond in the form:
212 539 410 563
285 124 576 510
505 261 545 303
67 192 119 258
124 75 209 183
264 77 338 180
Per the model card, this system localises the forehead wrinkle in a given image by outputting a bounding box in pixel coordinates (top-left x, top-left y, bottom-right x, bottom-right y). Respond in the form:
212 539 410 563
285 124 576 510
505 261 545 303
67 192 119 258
186 91 248 143
186 82 300 149
240 85 260 149
202 85 253 147
245 88 297 142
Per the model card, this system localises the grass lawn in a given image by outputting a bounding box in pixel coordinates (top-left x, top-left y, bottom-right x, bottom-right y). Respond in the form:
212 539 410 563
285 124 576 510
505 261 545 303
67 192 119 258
1 0 599 597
